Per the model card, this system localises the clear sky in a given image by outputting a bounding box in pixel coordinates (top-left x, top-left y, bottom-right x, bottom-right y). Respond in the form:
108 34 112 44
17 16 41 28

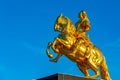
0 0 120 80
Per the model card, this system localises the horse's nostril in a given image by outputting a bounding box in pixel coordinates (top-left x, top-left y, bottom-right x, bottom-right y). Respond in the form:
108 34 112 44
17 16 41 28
54 25 59 31
54 25 57 30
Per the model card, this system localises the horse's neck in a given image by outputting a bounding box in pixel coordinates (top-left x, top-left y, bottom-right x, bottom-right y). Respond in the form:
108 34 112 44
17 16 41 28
66 19 76 35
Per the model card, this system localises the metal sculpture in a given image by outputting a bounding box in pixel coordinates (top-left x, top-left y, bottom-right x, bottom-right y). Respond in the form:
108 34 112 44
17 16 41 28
46 11 111 80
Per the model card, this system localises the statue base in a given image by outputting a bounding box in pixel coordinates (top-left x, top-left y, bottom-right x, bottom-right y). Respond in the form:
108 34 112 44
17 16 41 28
35 73 100 80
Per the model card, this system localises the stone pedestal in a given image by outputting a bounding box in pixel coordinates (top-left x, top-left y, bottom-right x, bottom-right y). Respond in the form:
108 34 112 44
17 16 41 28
36 73 99 80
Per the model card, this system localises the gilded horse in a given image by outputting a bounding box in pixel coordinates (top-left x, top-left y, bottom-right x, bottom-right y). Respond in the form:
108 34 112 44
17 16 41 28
46 14 111 80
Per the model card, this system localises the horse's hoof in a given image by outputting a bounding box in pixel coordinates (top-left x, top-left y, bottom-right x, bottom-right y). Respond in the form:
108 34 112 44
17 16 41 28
86 75 100 79
50 59 57 63
48 54 53 58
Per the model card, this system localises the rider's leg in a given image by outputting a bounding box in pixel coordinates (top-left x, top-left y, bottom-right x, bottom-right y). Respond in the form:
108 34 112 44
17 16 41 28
72 39 84 57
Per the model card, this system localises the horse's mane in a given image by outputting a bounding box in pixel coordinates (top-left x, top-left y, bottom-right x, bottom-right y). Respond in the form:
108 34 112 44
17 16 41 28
62 16 76 35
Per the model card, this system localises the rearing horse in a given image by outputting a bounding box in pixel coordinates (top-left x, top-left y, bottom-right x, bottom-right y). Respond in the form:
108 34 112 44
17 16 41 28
46 14 111 80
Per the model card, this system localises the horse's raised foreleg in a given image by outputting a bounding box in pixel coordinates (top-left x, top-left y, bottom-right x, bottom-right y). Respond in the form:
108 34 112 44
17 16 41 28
46 42 53 58
50 39 63 62
56 37 71 49
46 39 63 62
46 38 60 58
50 53 62 63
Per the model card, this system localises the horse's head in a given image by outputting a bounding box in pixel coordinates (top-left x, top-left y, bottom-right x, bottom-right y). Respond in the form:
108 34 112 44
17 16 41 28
54 14 68 33
54 14 76 35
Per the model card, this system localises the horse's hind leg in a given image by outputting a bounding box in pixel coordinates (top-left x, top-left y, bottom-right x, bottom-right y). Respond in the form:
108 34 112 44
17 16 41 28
77 63 89 77
88 61 100 78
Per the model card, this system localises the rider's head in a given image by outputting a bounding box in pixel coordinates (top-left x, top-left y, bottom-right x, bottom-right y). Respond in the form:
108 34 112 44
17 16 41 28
78 10 87 19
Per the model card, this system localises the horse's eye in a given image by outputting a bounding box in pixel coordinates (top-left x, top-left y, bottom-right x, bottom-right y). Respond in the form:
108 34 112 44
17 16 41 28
58 23 63 27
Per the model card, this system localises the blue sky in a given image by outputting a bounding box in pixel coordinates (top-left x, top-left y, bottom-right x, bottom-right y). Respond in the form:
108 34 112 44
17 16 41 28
0 0 120 80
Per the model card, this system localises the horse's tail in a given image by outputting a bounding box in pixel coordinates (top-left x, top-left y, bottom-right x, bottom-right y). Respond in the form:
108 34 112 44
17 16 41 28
46 42 53 58
100 57 111 80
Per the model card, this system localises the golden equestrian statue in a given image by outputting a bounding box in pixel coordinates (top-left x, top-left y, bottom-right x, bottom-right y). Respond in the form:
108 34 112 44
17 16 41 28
46 11 111 80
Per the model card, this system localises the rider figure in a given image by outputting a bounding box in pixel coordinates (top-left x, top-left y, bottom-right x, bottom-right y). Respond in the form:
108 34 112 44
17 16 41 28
74 11 93 58
75 10 90 39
